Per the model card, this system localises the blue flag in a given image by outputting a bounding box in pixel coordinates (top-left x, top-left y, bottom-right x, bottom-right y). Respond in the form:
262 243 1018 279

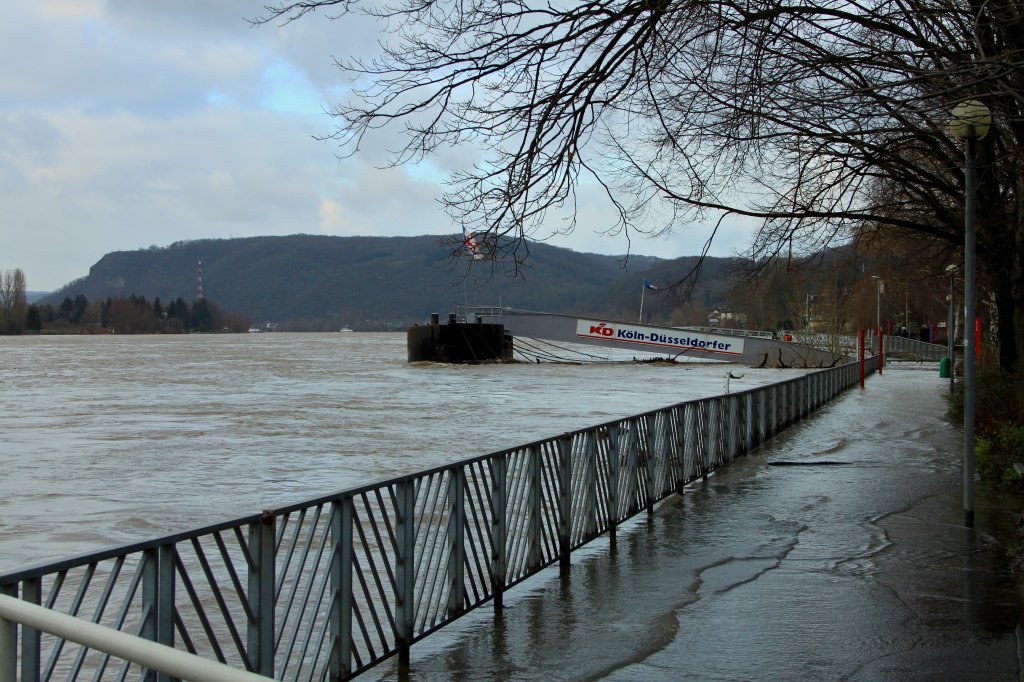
643 278 659 290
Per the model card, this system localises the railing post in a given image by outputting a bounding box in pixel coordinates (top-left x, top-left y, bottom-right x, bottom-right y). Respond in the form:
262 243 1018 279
672 407 687 494
447 467 466 615
141 545 175 682
557 435 573 568
770 385 779 436
773 384 782 432
643 413 651 516
490 455 507 611
754 390 764 447
623 421 639 517
727 396 739 460
607 426 621 540
789 382 797 424
761 387 770 440
1 583 15 682
648 412 666 508
684 403 698 481
663 411 673 499
744 393 754 454
786 378 794 421
704 400 718 474
785 383 793 425
141 549 157 682
395 480 417 664
527 445 542 572
582 431 598 538
329 497 353 681
718 398 728 463
21 578 40 681
248 511 276 677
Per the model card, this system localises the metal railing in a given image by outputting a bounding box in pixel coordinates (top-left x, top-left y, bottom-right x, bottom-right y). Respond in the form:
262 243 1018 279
682 326 776 339
1 358 877 681
882 335 948 361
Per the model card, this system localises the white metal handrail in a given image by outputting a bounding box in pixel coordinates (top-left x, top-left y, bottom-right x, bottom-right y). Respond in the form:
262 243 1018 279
0 594 270 682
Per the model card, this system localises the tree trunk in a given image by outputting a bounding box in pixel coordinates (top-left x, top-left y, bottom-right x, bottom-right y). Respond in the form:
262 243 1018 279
1014 185 1024 421
995 278 1017 371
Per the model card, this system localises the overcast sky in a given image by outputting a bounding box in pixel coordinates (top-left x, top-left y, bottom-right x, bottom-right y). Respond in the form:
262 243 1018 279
1 1 757 292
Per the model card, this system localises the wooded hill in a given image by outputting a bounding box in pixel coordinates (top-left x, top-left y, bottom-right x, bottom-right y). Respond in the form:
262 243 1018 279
41 235 744 331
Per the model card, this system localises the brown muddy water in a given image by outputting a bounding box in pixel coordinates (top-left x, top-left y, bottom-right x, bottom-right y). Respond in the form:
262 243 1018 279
0 332 809 573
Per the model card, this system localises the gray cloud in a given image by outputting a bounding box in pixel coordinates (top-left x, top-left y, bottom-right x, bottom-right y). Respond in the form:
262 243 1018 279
0 2 752 292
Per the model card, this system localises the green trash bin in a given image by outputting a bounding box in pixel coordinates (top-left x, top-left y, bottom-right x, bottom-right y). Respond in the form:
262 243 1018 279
939 356 951 378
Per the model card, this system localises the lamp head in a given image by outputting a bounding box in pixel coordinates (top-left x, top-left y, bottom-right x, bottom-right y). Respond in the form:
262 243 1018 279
945 264 959 276
950 100 992 140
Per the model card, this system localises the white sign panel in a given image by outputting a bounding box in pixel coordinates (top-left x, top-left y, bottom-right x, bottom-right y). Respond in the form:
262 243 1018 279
575 319 744 357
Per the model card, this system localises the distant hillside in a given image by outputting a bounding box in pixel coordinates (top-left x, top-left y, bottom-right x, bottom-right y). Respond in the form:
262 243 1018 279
42 235 743 330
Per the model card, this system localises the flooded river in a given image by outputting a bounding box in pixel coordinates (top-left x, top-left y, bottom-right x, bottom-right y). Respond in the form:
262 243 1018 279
0 332 807 573
2 335 1019 679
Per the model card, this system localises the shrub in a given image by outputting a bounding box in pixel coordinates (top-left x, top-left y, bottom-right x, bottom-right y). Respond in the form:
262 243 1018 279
976 426 1024 490
947 366 1024 490
946 366 1019 429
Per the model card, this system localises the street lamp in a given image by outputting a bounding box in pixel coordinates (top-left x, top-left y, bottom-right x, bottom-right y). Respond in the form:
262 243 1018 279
950 99 991 529
871 275 883 350
945 264 958 395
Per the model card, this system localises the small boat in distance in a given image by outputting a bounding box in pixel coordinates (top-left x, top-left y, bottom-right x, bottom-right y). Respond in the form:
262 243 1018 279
339 327 354 333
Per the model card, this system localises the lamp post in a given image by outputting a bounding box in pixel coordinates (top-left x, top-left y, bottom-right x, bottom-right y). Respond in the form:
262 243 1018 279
950 99 991 529
871 275 882 351
945 264 958 394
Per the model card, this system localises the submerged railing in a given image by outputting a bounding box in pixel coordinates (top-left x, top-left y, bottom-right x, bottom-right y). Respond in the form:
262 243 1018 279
1 358 878 681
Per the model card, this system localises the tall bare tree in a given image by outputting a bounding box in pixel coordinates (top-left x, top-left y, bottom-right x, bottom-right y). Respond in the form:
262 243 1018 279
255 0 1024 376
0 268 28 334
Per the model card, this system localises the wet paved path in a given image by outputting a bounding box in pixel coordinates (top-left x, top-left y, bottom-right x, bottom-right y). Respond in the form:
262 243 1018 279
378 364 1023 681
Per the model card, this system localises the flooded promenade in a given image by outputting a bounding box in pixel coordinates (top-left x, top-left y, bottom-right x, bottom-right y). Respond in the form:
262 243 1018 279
384 364 1023 681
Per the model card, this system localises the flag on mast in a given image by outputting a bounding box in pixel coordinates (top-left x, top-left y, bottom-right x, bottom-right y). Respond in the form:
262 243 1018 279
462 225 484 260
639 276 660 323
